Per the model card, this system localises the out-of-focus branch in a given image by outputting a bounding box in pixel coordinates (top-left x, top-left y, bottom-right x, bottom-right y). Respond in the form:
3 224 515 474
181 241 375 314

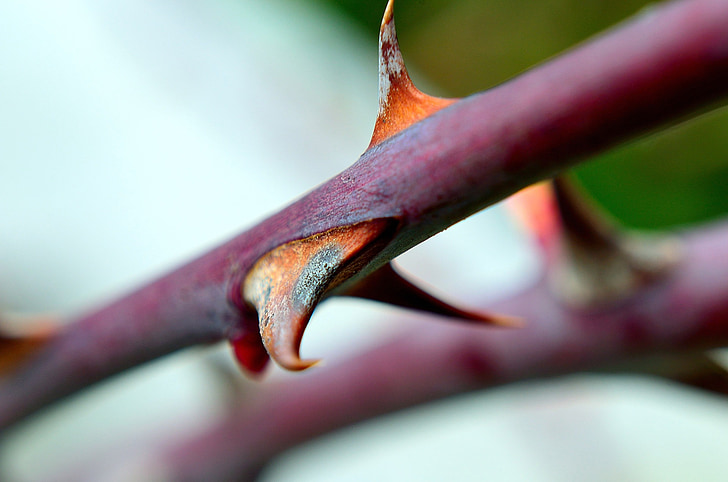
1 0 728 430
160 220 728 482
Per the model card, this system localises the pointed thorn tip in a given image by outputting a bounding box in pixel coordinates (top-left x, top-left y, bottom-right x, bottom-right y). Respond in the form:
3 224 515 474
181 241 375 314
244 219 398 371
278 354 322 372
382 0 395 26
483 313 525 328
369 0 457 149
342 263 520 328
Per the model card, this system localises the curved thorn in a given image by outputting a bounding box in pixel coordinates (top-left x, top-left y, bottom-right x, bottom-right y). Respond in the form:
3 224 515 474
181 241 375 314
369 0 457 149
243 219 398 371
341 263 522 327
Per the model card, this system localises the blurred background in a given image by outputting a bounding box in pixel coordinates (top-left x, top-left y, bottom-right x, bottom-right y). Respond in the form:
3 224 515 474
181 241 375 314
1 0 727 480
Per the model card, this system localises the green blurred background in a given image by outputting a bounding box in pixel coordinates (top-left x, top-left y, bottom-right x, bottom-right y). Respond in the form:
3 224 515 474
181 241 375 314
318 0 728 229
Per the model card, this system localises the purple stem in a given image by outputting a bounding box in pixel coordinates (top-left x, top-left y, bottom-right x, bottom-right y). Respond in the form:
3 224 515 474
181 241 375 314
1 0 728 429
164 220 728 481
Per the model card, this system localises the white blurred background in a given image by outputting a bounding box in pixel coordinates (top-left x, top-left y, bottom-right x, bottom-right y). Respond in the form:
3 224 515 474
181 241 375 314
1 1 728 481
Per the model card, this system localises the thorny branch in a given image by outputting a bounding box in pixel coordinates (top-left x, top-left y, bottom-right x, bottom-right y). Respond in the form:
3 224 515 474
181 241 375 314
2 0 728 444
154 220 728 482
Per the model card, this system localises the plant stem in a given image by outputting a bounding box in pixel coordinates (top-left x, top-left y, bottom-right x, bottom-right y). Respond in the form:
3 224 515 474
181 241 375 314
1 0 727 430
162 220 728 481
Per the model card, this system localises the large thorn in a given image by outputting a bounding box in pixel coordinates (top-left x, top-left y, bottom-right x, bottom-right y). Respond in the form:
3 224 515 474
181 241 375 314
368 0 457 149
340 263 521 327
243 219 398 371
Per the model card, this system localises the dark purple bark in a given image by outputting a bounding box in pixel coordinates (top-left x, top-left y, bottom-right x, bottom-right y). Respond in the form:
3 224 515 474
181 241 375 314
164 220 728 482
1 0 728 430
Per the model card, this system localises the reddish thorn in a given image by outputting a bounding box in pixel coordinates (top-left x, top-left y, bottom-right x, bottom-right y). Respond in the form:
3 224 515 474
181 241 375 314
342 263 522 327
230 331 270 376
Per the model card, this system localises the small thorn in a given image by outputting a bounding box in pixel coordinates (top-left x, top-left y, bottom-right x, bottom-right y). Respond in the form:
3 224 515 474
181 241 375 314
243 219 398 371
551 176 620 251
510 177 682 307
509 178 618 256
369 0 456 149
230 330 270 376
551 177 682 307
341 263 522 327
